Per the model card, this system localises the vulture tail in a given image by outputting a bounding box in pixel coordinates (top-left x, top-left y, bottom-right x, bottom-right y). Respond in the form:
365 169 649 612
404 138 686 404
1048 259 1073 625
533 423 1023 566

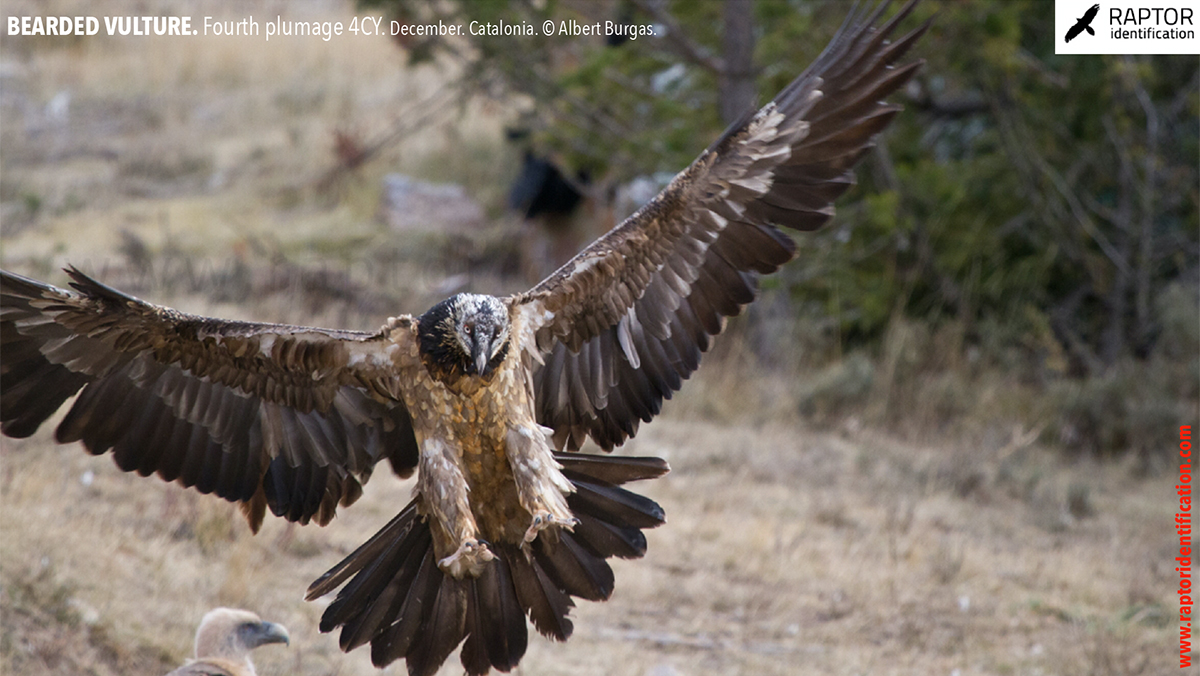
306 452 668 676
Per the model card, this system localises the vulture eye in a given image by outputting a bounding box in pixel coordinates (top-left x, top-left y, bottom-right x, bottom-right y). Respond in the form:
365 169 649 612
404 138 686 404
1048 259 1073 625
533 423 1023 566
464 325 473 335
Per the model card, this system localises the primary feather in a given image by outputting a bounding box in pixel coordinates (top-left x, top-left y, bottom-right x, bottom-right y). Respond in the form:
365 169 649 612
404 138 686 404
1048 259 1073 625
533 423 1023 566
515 0 929 451
0 3 926 675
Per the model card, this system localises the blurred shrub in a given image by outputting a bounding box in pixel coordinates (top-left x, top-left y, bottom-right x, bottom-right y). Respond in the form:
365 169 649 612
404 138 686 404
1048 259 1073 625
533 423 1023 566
364 0 1197 459
796 352 875 424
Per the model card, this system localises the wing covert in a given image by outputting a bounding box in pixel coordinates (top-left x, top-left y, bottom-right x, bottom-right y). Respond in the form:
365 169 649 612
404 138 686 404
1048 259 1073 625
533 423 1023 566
511 0 928 450
1 267 419 531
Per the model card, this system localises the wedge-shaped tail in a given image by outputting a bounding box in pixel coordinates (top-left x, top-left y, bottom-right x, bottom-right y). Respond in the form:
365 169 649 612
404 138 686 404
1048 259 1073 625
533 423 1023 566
306 453 668 676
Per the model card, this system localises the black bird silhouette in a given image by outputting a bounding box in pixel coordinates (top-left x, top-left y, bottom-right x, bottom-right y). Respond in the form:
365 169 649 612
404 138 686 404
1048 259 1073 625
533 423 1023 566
1065 3 1100 42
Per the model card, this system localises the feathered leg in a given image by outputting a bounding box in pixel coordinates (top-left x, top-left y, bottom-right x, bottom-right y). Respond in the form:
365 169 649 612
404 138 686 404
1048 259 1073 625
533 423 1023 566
506 424 577 543
307 452 668 676
415 437 495 577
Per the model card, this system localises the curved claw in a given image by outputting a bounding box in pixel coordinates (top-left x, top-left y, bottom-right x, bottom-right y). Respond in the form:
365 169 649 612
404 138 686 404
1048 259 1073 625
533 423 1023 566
437 538 495 577
523 512 580 544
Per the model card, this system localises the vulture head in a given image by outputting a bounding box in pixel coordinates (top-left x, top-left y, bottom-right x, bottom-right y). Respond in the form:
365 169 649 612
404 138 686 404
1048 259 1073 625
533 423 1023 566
168 608 289 676
418 293 511 382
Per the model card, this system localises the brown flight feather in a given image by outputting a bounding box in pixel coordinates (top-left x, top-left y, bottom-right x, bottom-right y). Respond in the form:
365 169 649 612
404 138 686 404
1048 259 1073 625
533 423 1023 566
1 267 418 531
0 3 925 675
514 0 929 451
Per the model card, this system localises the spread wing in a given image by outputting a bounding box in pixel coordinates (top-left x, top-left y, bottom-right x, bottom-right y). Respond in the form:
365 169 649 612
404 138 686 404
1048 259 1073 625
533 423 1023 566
510 0 927 450
1 267 419 532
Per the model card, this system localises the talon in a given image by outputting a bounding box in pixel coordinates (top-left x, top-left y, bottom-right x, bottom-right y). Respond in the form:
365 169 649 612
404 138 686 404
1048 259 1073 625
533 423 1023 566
437 539 495 577
523 512 578 543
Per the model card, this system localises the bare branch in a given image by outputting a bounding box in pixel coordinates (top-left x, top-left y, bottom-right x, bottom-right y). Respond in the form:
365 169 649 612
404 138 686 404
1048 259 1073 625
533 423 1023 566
990 97 1088 266
1021 116 1131 277
1016 48 1069 89
912 92 989 118
1050 288 1106 375
312 83 461 190
1099 110 1133 364
1128 58 1160 343
631 0 726 75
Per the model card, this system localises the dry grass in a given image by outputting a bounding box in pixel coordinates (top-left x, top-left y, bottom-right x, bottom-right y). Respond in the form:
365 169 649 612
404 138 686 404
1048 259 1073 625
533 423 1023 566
2 414 1180 675
0 2 1183 674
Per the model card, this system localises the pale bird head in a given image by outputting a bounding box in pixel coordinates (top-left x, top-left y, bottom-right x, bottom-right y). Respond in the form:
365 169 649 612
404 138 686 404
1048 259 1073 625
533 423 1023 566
419 293 511 379
193 607 289 671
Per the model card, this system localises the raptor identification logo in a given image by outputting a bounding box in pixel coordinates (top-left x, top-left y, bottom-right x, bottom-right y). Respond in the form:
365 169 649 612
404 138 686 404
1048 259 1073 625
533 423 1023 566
1055 0 1200 53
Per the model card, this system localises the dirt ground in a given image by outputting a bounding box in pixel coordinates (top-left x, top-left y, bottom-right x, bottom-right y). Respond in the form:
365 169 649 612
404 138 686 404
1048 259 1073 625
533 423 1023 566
0 1 1183 674
1 413 1180 675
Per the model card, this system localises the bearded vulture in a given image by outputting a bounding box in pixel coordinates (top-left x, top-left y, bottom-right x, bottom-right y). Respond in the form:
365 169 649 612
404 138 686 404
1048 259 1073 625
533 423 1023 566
0 2 927 674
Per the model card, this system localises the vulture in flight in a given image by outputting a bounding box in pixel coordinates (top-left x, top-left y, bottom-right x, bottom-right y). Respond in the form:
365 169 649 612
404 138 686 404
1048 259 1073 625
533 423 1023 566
166 608 289 676
0 2 927 674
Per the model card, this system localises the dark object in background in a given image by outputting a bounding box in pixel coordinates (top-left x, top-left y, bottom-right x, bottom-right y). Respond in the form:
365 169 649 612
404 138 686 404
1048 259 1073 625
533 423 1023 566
508 150 585 222
505 130 597 280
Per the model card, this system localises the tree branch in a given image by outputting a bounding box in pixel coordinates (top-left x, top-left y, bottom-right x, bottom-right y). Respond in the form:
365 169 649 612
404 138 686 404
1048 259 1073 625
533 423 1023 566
1128 58 1160 346
1012 106 1131 277
911 91 989 118
1050 288 1105 375
631 0 726 76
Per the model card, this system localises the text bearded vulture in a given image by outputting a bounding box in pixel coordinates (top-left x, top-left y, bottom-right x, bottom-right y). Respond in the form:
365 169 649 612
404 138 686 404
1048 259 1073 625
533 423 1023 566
0 3 927 675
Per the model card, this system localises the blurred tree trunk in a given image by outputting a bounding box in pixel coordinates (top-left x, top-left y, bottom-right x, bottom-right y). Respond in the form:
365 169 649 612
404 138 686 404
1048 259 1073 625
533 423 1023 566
1129 67 1160 351
720 0 757 125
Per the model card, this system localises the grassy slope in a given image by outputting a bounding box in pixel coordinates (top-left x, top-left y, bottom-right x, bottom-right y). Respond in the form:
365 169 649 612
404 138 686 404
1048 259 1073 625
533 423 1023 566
2 416 1178 675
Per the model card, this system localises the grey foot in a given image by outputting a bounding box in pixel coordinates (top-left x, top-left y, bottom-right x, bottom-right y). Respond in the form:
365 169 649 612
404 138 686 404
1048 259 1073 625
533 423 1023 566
523 512 579 544
438 539 495 577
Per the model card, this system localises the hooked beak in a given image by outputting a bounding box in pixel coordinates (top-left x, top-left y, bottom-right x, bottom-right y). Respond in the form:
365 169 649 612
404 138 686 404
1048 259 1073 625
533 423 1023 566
251 621 290 648
473 342 490 378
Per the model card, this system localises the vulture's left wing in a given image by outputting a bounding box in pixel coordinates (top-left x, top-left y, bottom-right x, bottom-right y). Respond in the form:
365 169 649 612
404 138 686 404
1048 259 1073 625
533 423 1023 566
1 267 419 531
511 0 927 451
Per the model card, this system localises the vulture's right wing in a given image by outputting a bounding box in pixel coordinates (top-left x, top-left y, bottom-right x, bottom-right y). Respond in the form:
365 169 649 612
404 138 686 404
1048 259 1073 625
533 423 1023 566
2 267 419 531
